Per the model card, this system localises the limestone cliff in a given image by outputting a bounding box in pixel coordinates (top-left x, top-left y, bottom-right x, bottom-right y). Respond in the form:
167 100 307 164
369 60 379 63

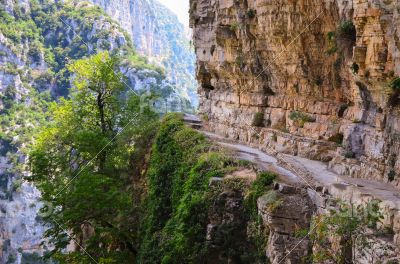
90 0 199 105
0 0 184 262
190 0 400 189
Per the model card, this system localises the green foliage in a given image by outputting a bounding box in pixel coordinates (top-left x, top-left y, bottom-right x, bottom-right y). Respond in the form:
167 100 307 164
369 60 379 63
328 133 344 145
138 114 256 263
245 172 276 218
127 52 165 75
326 31 338 55
338 20 356 41
243 172 276 261
351 62 359 74
230 22 240 31
29 52 158 262
388 78 400 106
309 200 385 263
390 77 400 91
138 114 209 263
289 111 315 128
344 150 355 159
388 170 396 182
326 21 356 56
247 9 256 19
252 112 264 127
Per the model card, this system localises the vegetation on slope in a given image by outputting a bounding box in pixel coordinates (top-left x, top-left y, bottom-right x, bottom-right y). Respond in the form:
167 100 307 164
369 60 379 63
137 114 276 263
29 52 158 263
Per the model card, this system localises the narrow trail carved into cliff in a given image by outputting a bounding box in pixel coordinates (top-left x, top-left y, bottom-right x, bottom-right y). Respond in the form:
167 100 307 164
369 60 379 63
183 115 400 210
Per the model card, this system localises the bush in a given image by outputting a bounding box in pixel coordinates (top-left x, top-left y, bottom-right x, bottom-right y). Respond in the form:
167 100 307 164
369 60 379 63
328 133 344 145
247 9 256 19
230 22 240 31
338 20 356 41
252 112 264 127
388 170 396 182
245 172 276 216
326 31 337 55
350 62 359 74
289 111 315 128
390 77 400 91
344 150 355 159
139 114 252 263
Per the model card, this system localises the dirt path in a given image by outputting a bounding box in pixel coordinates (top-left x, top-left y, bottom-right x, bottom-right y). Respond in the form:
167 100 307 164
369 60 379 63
182 114 400 212
199 128 400 212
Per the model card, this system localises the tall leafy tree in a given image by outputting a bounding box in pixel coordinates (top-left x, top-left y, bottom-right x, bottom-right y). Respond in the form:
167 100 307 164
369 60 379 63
29 51 158 263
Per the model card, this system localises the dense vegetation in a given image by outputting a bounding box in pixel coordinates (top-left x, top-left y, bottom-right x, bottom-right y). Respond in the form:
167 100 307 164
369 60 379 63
0 0 172 186
137 114 226 263
29 52 158 263
306 199 391 263
29 66 275 262
137 114 276 263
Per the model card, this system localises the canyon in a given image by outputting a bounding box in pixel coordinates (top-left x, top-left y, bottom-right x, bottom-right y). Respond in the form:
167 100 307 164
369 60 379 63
191 0 400 188
190 0 400 262
0 0 194 262
89 0 198 105
1 0 400 263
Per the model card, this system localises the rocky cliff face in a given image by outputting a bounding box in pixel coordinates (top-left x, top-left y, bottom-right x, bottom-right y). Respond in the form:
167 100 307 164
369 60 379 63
0 0 186 262
190 0 400 188
90 0 199 105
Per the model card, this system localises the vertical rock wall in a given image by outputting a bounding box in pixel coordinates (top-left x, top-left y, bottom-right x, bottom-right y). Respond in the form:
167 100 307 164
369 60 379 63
190 0 400 188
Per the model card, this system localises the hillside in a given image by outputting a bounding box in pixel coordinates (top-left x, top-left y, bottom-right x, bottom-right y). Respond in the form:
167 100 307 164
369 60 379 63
0 0 187 262
90 0 198 105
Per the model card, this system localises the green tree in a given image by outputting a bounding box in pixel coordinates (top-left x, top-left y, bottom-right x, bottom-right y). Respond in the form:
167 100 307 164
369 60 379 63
29 51 158 263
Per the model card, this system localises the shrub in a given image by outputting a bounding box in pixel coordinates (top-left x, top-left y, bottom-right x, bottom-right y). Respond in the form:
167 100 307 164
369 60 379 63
326 31 337 55
230 22 240 31
309 200 384 263
252 112 264 127
245 172 276 219
247 9 256 19
388 170 396 182
338 20 356 41
328 133 344 145
139 114 254 263
390 77 400 91
289 111 315 128
326 46 337 55
344 150 355 159
350 62 359 74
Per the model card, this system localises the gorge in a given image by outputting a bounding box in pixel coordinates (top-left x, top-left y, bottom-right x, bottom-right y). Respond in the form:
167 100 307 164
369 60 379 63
1 0 400 263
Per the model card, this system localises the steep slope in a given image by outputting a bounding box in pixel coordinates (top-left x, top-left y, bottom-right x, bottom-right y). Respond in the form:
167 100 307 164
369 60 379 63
90 0 199 106
0 0 184 262
190 0 400 188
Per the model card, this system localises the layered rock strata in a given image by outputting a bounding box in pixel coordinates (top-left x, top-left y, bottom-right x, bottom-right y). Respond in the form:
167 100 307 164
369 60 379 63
190 0 400 188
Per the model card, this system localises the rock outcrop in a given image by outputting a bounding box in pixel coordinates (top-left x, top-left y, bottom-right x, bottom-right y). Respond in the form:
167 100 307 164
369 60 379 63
190 0 400 189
